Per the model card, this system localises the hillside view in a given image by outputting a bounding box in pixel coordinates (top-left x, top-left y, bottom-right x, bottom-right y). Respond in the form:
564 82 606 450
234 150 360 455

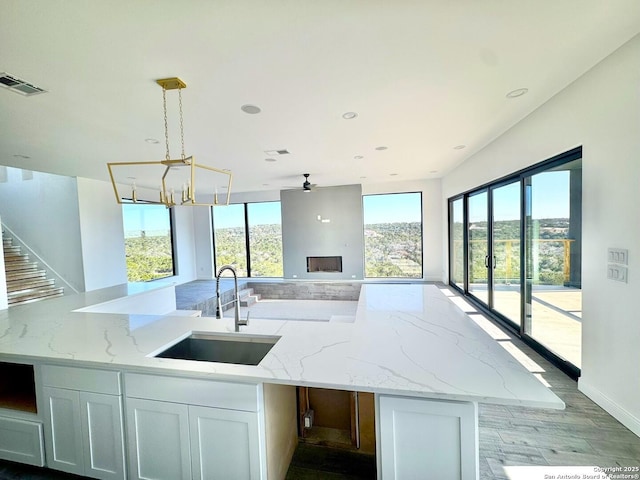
126 222 424 280
124 230 173 282
451 218 575 285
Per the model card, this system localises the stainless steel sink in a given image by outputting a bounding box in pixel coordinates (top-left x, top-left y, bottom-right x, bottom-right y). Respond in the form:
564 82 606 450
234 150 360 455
155 332 279 366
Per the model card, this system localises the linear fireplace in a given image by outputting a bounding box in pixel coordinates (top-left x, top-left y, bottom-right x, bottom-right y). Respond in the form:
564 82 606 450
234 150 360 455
307 256 343 273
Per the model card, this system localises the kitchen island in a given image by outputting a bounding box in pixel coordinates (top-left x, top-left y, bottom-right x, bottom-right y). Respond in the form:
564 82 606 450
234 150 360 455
0 282 563 479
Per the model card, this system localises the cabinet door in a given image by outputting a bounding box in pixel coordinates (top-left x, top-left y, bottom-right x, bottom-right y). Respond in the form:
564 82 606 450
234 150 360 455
189 405 261 480
42 386 85 476
378 395 478 480
126 397 191 480
80 392 125 480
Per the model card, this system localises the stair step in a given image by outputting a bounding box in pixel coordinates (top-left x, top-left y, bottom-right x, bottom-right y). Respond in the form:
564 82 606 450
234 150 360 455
3 233 64 306
5 269 47 281
3 246 20 255
238 288 261 307
8 287 64 305
6 278 55 293
4 262 38 272
4 255 30 264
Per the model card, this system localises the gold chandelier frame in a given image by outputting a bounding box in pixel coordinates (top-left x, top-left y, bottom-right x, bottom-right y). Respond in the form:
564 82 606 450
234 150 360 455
107 77 232 207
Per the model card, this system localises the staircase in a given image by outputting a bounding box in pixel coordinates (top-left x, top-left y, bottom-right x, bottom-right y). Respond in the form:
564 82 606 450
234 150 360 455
3 233 64 307
238 287 261 307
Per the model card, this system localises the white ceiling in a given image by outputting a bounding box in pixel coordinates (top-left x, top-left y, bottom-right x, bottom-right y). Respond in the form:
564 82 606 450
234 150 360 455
1 1 639 196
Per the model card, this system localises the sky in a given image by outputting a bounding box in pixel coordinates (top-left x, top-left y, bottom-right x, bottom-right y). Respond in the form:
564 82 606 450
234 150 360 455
122 203 170 232
465 171 571 222
123 192 426 231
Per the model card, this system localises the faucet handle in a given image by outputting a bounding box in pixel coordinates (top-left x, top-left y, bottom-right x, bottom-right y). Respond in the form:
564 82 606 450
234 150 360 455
238 311 250 328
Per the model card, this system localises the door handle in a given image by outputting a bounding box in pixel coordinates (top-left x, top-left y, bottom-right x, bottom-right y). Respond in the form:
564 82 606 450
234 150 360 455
493 255 497 269
484 255 489 268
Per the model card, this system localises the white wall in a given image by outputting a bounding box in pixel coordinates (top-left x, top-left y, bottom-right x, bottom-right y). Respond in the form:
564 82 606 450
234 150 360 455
171 206 199 284
0 167 86 292
442 34 640 436
77 178 128 291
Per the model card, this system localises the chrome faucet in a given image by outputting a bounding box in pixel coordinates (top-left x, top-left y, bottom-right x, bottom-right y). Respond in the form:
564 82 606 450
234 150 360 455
215 265 248 332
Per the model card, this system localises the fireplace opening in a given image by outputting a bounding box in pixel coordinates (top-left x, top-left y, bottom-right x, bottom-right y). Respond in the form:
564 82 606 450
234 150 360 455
307 256 342 273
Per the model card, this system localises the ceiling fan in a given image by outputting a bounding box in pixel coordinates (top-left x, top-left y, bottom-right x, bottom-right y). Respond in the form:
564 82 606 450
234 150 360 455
283 173 317 192
302 173 315 192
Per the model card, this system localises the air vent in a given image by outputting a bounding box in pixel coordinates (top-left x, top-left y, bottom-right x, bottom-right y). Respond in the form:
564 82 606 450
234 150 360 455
0 73 47 96
264 149 290 156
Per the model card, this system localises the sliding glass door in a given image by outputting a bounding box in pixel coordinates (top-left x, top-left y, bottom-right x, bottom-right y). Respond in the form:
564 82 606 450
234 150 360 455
465 182 522 327
448 147 582 375
449 198 465 290
491 181 521 326
524 160 582 367
467 191 489 304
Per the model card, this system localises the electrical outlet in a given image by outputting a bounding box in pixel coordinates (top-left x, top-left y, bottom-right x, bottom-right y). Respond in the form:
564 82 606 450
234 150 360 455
303 409 314 428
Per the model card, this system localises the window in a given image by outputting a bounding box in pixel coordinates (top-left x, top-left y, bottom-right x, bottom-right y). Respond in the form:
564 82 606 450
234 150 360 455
212 201 283 277
247 202 283 277
212 203 248 277
363 192 423 278
122 204 175 281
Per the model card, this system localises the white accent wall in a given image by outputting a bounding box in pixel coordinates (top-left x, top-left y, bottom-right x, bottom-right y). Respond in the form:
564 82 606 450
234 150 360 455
442 34 640 436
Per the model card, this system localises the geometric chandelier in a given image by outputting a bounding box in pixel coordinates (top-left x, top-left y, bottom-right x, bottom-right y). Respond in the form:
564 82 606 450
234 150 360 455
107 77 232 207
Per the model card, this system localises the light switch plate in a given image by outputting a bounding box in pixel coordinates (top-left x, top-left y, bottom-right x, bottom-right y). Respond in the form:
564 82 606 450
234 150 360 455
607 265 628 283
608 248 629 265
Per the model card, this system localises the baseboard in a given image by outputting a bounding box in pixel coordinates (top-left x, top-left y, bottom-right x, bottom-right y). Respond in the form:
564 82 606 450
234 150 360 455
578 379 640 437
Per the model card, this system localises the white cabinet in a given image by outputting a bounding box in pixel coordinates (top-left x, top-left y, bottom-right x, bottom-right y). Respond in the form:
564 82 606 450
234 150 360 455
42 365 125 480
189 405 261 480
125 373 264 480
377 395 478 480
126 398 191 480
0 415 44 466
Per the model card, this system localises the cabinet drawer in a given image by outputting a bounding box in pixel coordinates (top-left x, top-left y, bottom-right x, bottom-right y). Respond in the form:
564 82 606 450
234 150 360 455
41 365 121 395
125 373 258 412
0 415 44 466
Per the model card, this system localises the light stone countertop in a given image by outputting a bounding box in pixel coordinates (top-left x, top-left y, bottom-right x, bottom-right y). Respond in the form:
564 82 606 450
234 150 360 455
0 282 564 410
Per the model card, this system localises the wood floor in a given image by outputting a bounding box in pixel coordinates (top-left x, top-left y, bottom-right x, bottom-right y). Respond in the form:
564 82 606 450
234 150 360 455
0 315 638 479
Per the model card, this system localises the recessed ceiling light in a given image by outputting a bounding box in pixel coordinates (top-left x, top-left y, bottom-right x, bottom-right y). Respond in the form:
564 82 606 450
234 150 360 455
354 155 364 160
241 104 261 114
265 158 277 162
453 145 466 150
429 170 438 174
390 173 398 176
145 138 159 144
13 154 30 159
360 176 367 179
506 88 528 99
262 183 270 186
342 112 357 120
375 146 388 151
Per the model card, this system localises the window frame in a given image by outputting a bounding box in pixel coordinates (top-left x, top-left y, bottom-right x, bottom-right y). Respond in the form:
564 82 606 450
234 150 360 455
212 200 283 278
362 191 424 279
122 201 176 282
